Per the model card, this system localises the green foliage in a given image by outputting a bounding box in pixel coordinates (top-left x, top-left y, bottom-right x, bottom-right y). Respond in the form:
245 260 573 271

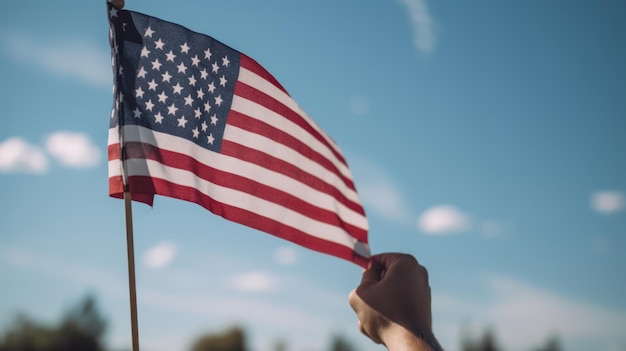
329 334 355 351
0 295 107 351
189 326 247 351
461 328 502 351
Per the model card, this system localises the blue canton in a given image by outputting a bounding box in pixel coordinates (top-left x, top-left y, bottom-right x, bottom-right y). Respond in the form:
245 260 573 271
110 9 241 152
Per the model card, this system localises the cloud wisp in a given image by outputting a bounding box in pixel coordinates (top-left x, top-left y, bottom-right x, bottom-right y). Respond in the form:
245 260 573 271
0 132 101 173
0 137 49 173
1 31 111 87
433 275 626 351
591 190 624 215
45 131 101 169
418 205 470 234
396 0 436 54
143 241 177 269
350 157 414 224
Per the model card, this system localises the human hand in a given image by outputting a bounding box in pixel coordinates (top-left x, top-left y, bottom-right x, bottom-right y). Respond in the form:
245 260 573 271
110 0 125 9
349 253 441 350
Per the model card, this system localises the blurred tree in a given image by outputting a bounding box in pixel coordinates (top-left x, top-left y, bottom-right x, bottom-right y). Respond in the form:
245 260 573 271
0 294 107 351
329 334 355 351
272 339 287 351
532 335 561 351
461 328 502 351
190 326 247 351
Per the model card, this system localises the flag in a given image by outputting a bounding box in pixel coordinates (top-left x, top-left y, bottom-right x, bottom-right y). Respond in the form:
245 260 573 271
107 5 370 267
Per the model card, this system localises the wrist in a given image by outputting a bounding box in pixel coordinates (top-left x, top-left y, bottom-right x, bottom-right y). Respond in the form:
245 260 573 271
381 323 442 351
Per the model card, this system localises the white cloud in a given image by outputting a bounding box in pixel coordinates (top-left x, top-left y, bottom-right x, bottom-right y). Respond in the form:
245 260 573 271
0 137 48 173
396 0 436 54
591 190 624 214
418 205 469 234
481 219 513 238
229 271 276 292
433 275 626 351
274 246 298 265
143 241 177 269
350 158 413 224
45 131 101 168
486 275 626 350
1 31 111 87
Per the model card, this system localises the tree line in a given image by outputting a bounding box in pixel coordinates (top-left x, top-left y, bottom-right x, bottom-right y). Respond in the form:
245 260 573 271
0 295 561 351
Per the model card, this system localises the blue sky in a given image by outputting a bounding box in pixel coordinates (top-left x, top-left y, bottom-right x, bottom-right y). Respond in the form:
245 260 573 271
1 1 625 351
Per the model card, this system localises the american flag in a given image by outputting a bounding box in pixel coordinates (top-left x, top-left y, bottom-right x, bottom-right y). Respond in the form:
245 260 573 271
107 5 370 267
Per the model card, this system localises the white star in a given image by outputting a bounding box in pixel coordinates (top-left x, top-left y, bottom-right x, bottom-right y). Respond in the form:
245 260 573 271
204 102 211 112
145 99 155 111
135 87 145 98
222 56 230 67
177 62 187 74
172 83 183 94
137 67 147 78
109 7 118 18
177 116 188 127
188 75 197 87
155 38 165 50
200 68 209 80
201 121 208 132
147 79 158 91
144 27 154 37
133 108 141 118
197 88 205 100
210 114 218 125
192 127 200 139
214 94 223 106
167 103 178 116
165 50 177 62
191 55 200 66
194 107 202 118
180 42 190 54
118 65 124 76
154 112 164 124
204 48 212 60
151 58 162 71
219 75 227 87
157 91 168 103
161 71 172 83
140 46 151 58
208 81 216 93
207 133 215 144
211 62 219 73
184 94 194 106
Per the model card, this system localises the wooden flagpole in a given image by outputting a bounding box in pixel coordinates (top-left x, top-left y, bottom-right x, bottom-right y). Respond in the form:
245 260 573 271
109 0 137 349
124 191 140 351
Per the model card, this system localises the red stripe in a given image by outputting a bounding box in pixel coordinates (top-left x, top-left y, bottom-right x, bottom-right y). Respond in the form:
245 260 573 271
220 137 364 217
233 80 348 167
120 175 368 268
108 143 120 161
240 54 288 95
225 109 356 191
120 141 367 240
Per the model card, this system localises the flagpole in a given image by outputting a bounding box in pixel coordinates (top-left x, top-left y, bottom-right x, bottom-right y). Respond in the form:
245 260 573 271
124 191 140 351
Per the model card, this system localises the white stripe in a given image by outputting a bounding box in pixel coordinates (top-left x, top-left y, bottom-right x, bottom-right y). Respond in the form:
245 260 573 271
237 67 351 176
122 156 367 252
229 95 352 180
110 126 368 231
223 124 361 204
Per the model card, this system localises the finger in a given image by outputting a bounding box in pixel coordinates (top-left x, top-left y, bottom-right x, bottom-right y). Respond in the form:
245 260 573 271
358 258 385 288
